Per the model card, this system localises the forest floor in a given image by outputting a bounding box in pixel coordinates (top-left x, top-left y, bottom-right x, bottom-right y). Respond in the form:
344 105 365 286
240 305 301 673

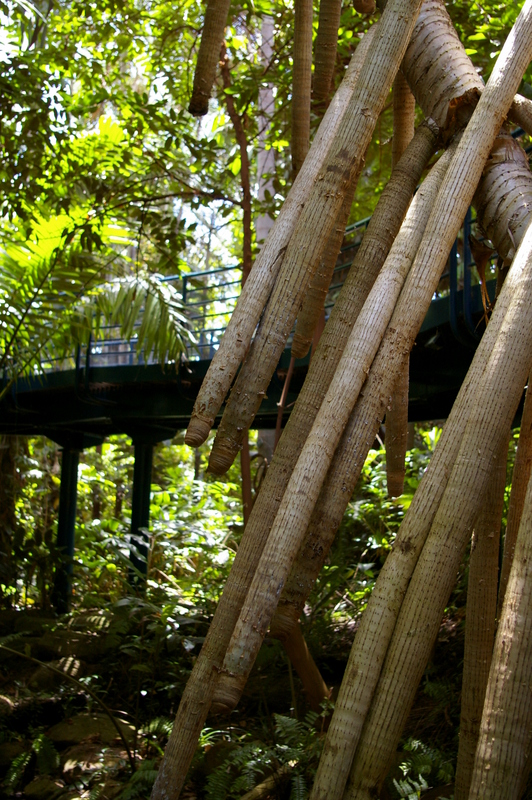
0 604 464 800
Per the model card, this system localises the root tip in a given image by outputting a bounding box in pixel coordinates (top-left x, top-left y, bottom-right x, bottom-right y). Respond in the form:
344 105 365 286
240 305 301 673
185 417 212 448
291 334 311 361
208 439 239 475
211 675 243 715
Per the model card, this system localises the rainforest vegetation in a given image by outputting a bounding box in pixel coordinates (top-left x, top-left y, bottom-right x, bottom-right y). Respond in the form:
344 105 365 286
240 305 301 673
2 0 532 799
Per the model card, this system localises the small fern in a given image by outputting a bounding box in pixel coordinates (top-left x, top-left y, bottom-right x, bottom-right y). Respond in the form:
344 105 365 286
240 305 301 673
33 732 60 775
4 750 32 792
393 774 429 799
142 716 173 738
120 760 159 799
290 772 307 800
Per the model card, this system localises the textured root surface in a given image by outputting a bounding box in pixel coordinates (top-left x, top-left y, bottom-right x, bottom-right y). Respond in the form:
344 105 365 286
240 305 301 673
184 416 213 448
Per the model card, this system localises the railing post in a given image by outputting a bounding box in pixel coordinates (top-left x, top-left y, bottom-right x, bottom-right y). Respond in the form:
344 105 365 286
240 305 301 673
51 447 80 614
129 440 154 589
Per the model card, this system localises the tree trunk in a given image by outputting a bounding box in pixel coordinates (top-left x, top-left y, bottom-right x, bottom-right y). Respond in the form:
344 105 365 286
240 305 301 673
0 436 17 608
208 0 426 474
211 139 453 716
188 0 232 116
220 50 253 282
453 434 509 800
498 380 532 616
151 94 432 800
309 8 532 795
291 0 313 179
344 218 532 800
386 71 416 498
270 140 452 648
185 27 376 448
291 180 357 360
468 428 532 799
313 0 343 104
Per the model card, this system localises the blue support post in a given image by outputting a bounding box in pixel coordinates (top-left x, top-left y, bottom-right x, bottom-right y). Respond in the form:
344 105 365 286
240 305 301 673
129 440 154 588
51 447 79 614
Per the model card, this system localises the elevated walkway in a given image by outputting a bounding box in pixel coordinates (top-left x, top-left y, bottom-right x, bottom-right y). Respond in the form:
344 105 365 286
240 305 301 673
1 207 497 610
0 209 494 448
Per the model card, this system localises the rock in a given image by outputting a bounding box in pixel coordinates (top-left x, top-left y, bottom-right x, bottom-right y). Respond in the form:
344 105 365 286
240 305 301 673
0 609 55 637
0 740 27 770
0 694 14 718
60 742 103 784
23 775 65 799
48 713 136 747
28 657 84 691
96 778 123 799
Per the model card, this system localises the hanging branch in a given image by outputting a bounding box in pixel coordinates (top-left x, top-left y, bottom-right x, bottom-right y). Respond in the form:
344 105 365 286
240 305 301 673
208 0 425 475
291 181 356 360
188 0 232 116
312 0 343 105
185 27 376 449
292 0 313 178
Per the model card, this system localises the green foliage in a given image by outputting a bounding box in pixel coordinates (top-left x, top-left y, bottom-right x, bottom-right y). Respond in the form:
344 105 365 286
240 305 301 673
3 731 59 791
119 759 159 799
204 710 325 800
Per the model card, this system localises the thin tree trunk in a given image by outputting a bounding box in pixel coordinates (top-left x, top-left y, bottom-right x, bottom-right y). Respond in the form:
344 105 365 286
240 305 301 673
256 15 275 247
188 0 232 116
220 50 253 282
185 27 376 448
211 140 453 716
208 0 426 474
0 436 17 607
220 51 254 525
497 379 532 615
313 0 343 104
386 71 416 498
150 115 435 800
274 356 295 449
468 441 532 799
270 615 330 712
453 434 509 800
292 0 313 179
309 9 532 796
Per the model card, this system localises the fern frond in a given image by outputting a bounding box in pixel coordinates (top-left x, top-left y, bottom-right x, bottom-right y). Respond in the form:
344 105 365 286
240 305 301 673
33 732 60 775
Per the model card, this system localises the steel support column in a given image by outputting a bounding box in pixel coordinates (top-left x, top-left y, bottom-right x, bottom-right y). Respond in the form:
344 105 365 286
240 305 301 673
51 447 79 614
129 440 154 588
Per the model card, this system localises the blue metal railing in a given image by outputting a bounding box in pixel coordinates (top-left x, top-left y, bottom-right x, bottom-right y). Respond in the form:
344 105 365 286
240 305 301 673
47 207 493 375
